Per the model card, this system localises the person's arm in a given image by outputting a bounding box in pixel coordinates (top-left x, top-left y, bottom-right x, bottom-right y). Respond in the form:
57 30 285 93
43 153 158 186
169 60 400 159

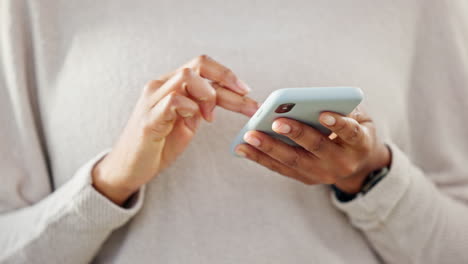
1 8 258 259
332 143 468 263
0 64 256 264
2 4 259 263
0 152 144 263
235 106 468 263
0 3 142 262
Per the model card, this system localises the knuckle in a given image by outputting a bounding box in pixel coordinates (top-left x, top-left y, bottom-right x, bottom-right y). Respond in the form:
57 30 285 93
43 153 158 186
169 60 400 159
143 80 164 94
283 155 299 168
320 173 337 184
349 125 361 141
211 82 222 91
221 68 235 81
283 149 302 168
206 83 217 98
290 125 306 141
241 96 251 106
195 54 210 64
307 136 325 152
260 140 274 153
340 160 359 177
248 152 261 163
166 92 178 102
353 109 361 120
180 67 193 78
335 119 348 133
165 93 181 106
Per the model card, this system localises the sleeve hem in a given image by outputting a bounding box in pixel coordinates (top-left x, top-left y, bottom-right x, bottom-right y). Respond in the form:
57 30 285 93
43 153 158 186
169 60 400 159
331 143 414 229
71 150 145 229
1 151 145 260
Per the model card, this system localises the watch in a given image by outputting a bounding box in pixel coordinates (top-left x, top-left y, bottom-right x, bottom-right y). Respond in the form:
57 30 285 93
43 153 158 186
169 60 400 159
331 166 390 202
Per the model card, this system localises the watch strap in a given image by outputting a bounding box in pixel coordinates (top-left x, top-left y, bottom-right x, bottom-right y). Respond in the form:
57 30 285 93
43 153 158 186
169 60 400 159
332 166 390 202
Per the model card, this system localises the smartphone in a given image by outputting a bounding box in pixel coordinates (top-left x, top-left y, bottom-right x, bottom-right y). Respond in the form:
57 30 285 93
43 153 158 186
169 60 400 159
230 87 363 156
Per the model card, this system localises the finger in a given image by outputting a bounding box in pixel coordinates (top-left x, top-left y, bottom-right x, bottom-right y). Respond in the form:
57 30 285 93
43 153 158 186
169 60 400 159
212 83 259 117
183 113 202 133
271 118 342 159
242 130 316 171
235 144 318 185
319 112 368 147
160 55 250 95
148 68 216 122
349 106 373 124
147 92 200 140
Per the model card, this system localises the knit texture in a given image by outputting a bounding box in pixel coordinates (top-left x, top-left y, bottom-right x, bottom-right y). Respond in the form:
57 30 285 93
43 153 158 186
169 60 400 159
1 0 468 263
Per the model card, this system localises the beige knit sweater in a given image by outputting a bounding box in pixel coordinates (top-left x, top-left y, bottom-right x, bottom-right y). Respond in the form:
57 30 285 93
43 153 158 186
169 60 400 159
1 0 468 263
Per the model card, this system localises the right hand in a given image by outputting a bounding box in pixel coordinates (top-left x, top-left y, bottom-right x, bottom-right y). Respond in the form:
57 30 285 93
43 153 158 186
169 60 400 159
92 55 259 205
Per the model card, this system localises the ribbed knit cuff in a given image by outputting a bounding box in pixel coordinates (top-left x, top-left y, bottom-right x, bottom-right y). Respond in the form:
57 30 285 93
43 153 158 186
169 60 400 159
331 143 414 230
68 150 145 230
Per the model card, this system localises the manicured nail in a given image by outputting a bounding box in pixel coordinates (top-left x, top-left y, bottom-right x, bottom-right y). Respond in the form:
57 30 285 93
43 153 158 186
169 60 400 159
206 109 215 123
179 111 194 118
321 114 336 126
236 79 251 93
235 148 247 157
243 133 261 147
272 121 291 134
245 107 257 117
184 115 200 131
245 103 259 116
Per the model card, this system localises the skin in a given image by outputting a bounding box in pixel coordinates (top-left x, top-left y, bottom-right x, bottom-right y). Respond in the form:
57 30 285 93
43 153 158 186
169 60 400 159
235 106 392 194
92 54 390 205
92 55 259 205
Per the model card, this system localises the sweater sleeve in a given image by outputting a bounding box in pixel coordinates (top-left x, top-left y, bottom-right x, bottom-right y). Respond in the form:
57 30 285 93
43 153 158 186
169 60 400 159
0 151 145 264
0 2 145 262
332 143 468 264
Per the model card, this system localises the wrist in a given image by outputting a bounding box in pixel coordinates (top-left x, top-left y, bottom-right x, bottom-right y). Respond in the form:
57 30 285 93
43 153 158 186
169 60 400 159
334 143 391 194
333 172 368 194
91 156 139 205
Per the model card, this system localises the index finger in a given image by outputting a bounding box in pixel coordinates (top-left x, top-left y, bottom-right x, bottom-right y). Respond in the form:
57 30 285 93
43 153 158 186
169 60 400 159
212 83 259 117
162 55 251 95
319 111 369 147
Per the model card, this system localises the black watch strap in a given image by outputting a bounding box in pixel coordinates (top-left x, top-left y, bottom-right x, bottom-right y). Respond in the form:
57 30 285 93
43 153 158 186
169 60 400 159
332 166 390 203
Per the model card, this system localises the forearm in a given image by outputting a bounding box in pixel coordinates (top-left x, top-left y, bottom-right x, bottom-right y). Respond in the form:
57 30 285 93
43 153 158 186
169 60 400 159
333 143 468 263
0 152 144 263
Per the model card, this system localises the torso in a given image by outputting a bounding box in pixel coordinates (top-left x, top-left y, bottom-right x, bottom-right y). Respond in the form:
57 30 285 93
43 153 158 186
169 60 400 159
22 0 466 262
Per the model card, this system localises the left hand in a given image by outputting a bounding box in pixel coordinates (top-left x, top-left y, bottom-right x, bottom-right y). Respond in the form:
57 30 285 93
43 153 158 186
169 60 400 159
235 106 391 194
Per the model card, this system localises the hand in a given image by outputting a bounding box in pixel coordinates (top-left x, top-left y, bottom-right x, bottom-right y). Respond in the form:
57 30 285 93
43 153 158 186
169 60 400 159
235 106 391 194
92 55 259 205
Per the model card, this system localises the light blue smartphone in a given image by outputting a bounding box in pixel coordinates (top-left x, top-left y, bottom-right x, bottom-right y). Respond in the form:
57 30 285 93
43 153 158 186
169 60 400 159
230 87 364 156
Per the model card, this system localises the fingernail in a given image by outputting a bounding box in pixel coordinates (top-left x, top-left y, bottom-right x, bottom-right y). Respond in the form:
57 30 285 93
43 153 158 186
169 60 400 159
185 115 200 131
245 103 259 116
321 114 336 126
180 111 194 118
211 109 216 121
243 133 261 147
208 104 216 122
236 79 251 93
272 121 291 134
235 148 246 157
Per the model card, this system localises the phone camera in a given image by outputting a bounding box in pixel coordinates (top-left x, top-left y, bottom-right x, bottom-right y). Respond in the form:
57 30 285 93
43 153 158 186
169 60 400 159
275 103 296 113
